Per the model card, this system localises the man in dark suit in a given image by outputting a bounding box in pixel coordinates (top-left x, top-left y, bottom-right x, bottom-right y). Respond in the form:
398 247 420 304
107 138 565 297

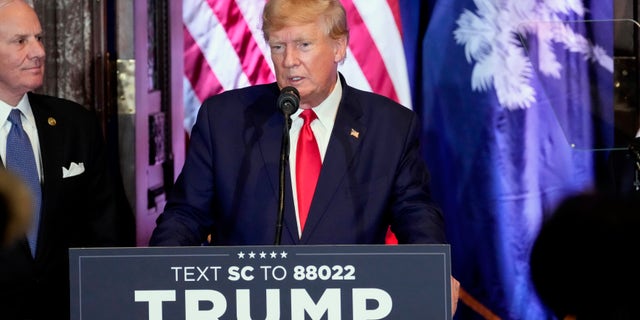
0 0 130 318
150 0 459 311
151 75 447 245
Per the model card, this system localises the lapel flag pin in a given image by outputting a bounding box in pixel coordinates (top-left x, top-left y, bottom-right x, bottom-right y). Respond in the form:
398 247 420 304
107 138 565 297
350 128 359 139
48 117 57 126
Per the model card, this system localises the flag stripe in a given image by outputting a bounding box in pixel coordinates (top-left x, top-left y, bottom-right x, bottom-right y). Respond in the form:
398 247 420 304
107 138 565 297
234 0 273 72
341 0 399 104
184 26 222 102
352 0 411 108
205 0 274 85
184 0 250 92
386 0 403 38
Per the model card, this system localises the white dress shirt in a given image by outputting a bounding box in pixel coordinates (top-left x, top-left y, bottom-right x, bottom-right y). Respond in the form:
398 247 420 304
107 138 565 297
288 77 342 236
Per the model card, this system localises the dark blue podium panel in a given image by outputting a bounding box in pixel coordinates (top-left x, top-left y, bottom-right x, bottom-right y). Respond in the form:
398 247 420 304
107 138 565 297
70 244 451 319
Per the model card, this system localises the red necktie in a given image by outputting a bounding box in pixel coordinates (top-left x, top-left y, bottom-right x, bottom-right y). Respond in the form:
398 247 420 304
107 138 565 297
296 109 321 231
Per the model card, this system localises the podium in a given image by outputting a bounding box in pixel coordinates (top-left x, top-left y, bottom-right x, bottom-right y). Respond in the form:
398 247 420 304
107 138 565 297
69 244 451 319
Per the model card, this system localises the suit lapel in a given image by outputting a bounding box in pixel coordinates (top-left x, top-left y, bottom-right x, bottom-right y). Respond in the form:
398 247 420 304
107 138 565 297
249 86 299 244
300 84 365 243
28 93 63 258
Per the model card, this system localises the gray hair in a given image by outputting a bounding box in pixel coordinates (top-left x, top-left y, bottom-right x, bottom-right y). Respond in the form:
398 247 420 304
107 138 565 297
0 0 32 9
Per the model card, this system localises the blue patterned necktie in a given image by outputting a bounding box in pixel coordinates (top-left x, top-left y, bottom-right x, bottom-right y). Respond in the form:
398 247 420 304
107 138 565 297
6 109 41 257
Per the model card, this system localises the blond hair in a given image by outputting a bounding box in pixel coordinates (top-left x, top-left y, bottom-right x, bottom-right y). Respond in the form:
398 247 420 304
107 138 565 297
262 0 349 43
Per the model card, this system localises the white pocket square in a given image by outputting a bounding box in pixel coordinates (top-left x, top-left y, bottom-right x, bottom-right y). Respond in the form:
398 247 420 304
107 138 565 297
62 162 85 178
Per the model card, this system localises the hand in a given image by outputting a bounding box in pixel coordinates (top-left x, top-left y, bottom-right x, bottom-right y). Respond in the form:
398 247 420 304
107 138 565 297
451 276 460 315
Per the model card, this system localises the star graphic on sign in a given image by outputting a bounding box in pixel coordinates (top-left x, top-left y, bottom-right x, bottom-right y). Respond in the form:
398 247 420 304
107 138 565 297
270 251 277 258
259 251 267 259
280 251 288 258
248 251 256 259
237 251 245 259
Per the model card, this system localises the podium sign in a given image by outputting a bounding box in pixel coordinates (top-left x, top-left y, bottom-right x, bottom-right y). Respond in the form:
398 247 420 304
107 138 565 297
70 244 451 319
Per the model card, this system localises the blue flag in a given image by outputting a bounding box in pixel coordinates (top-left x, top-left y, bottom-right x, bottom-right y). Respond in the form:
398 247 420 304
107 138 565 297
402 0 615 318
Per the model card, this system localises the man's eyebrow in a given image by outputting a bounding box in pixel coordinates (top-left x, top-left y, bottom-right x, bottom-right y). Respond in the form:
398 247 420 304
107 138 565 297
10 32 44 39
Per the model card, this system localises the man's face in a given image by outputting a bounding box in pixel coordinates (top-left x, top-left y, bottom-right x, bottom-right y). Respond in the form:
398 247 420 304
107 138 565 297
0 1 45 104
268 20 347 109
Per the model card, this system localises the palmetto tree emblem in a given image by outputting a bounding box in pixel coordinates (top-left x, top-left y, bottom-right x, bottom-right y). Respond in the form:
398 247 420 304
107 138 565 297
453 0 613 110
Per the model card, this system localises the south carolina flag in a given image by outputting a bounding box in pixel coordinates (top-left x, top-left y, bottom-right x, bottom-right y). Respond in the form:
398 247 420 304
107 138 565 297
422 0 614 319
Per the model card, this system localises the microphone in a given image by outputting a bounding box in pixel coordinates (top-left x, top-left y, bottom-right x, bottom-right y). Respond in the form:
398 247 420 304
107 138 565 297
275 86 299 245
277 86 300 117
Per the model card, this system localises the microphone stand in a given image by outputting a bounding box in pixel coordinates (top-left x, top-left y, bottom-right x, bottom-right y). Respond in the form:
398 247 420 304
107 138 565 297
628 137 640 191
274 86 299 245
275 113 293 245
629 137 640 171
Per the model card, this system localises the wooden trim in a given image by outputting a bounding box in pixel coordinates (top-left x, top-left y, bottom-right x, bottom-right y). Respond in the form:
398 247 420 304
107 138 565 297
459 286 502 320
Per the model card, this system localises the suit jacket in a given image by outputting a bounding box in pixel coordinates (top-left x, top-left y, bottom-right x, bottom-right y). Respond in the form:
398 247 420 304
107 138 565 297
150 75 446 246
0 92 127 319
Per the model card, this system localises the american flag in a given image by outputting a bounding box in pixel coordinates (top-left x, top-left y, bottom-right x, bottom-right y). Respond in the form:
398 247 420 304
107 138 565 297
183 0 413 135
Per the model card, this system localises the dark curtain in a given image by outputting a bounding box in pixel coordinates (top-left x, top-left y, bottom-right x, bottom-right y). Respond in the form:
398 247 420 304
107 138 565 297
31 0 94 109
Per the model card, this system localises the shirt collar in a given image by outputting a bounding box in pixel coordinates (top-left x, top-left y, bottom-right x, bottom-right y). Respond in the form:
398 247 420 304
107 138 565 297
293 76 342 127
0 94 36 127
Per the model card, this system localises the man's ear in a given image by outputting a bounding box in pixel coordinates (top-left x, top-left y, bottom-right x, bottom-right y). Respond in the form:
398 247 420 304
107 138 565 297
334 36 348 63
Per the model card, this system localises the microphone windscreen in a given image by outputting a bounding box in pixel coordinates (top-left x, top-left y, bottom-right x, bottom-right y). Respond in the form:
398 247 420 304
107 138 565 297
277 86 300 115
